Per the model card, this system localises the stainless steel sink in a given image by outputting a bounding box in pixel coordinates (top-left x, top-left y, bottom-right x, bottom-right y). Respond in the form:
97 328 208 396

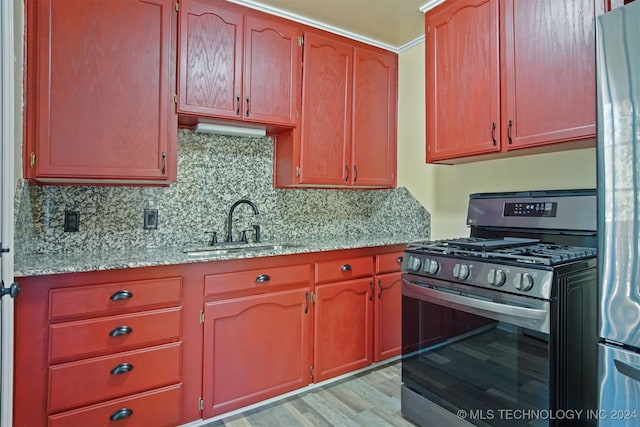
182 244 299 256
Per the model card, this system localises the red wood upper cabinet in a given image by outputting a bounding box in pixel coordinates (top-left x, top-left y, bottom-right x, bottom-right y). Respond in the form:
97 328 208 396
274 32 398 189
426 0 501 163
501 0 604 150
24 0 177 184
426 0 606 163
352 46 398 188
298 31 353 186
178 0 301 127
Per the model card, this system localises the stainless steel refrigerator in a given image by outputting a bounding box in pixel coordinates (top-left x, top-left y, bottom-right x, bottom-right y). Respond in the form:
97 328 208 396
596 2 640 425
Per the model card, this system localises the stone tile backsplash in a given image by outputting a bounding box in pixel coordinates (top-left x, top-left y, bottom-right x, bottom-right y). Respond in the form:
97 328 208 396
14 130 430 256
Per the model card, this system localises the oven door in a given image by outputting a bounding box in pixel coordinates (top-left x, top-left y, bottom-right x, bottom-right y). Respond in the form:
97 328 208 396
401 275 551 427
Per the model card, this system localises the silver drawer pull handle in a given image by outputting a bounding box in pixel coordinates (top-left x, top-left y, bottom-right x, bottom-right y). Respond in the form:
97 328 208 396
256 274 270 283
110 362 134 375
109 326 132 337
110 408 133 421
109 290 133 301
340 264 352 271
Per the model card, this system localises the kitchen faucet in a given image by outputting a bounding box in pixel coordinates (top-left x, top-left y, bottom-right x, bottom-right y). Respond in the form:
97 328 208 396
226 199 260 243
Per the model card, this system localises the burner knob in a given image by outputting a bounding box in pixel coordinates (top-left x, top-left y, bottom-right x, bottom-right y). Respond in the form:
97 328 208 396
424 259 440 275
514 272 534 291
487 269 506 287
453 263 470 280
408 256 422 272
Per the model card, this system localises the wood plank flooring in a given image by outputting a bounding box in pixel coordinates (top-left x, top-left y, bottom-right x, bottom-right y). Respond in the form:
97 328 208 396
205 361 417 427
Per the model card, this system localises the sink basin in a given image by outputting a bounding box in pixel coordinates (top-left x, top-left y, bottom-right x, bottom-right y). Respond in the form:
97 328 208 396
182 243 300 256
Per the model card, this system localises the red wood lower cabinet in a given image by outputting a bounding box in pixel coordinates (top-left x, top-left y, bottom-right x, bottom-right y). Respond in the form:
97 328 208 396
314 278 374 382
203 287 312 417
48 342 181 413
374 272 402 362
48 384 182 427
48 307 182 363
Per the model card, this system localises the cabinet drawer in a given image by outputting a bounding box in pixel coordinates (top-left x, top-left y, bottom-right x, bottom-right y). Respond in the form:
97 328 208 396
49 277 182 320
49 308 181 363
49 342 181 413
48 383 182 427
205 264 311 297
315 256 373 284
376 252 404 274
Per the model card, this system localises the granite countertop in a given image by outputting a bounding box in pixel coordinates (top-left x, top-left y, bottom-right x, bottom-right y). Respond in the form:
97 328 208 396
14 234 426 277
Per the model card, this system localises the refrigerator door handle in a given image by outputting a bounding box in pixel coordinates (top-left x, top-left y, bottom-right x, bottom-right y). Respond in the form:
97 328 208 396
614 359 640 383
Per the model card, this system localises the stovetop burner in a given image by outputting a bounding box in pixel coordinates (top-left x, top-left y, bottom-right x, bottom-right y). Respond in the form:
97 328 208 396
407 237 597 266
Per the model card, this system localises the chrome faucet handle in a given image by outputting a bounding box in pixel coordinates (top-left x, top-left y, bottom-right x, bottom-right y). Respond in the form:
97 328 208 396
204 231 218 246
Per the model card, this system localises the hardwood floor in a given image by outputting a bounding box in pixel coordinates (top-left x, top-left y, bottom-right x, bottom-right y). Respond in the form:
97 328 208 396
205 361 416 427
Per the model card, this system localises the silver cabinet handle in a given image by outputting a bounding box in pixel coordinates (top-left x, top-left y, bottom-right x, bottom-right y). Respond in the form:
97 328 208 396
110 408 133 421
109 290 132 301
110 362 134 375
109 326 132 337
255 274 270 283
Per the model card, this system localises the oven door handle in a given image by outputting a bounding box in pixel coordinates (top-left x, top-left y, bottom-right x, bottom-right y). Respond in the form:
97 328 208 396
403 280 548 322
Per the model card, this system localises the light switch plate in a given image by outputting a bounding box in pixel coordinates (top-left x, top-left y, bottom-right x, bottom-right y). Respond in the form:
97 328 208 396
63 210 80 232
144 208 158 230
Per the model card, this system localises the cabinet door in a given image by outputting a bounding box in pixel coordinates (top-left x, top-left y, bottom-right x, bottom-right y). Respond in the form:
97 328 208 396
501 0 605 149
299 32 352 185
178 0 243 119
203 287 311 417
243 14 300 126
314 278 374 381
374 273 402 362
28 0 176 182
352 47 397 188
426 0 501 162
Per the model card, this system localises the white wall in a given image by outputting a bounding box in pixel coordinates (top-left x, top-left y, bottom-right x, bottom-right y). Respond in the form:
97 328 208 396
397 42 597 239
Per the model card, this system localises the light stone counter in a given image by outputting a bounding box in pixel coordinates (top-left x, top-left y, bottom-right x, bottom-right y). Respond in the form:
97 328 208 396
14 233 427 277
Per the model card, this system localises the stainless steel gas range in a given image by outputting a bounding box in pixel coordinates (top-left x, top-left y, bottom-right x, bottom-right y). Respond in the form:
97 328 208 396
401 190 598 427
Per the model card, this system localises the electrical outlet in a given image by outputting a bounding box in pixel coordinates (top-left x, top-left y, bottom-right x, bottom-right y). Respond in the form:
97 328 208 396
144 208 158 230
63 210 80 232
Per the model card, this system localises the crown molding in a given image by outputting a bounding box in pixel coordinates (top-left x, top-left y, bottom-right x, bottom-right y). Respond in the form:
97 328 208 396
419 0 446 13
398 35 425 53
227 0 401 52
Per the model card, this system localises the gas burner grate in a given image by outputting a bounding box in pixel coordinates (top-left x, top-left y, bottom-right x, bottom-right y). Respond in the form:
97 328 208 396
407 239 597 266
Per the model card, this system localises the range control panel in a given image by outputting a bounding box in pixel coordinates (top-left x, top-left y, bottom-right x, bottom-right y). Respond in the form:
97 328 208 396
503 202 557 217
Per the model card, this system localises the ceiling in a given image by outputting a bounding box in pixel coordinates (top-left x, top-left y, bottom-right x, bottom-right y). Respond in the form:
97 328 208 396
232 0 428 51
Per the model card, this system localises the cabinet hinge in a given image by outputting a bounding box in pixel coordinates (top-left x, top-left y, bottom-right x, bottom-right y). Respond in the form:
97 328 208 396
298 35 304 46
310 366 314 380
30 152 36 168
199 397 204 411
175 2 179 12
296 166 301 177
173 94 177 104
200 310 205 324
311 292 316 303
